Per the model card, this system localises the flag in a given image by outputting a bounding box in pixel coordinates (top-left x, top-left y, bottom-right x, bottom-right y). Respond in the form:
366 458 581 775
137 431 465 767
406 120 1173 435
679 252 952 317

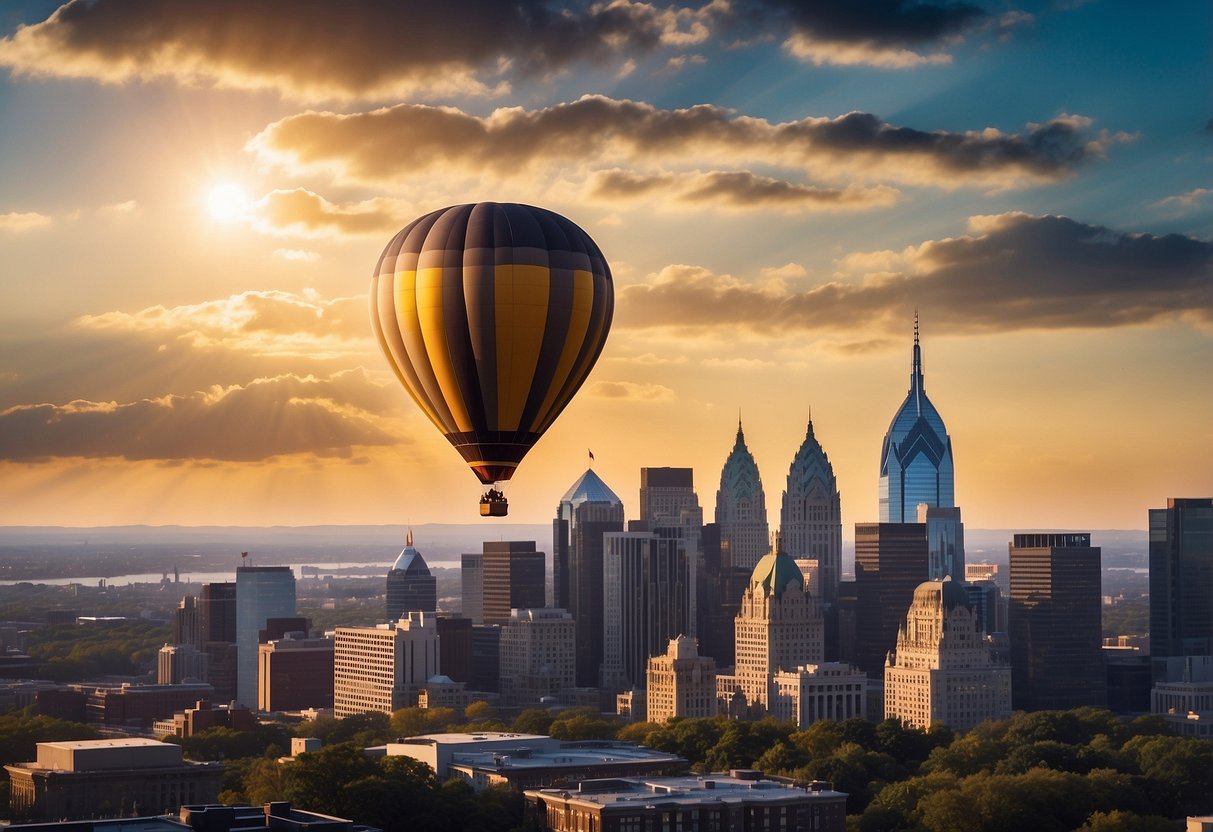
241 551 248 559
588 449 595 461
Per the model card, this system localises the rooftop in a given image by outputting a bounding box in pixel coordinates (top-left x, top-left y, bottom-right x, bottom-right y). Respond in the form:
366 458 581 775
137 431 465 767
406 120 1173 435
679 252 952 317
529 773 845 810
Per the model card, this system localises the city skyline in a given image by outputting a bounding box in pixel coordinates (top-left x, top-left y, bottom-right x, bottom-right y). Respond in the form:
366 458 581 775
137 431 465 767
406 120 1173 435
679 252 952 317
1 1 1210 531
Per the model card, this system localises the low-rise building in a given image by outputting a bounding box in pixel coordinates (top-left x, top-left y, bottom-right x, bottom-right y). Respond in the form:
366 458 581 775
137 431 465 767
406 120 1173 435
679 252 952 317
258 634 334 712
5 739 222 821
525 772 846 832
386 733 685 792
4 801 378 832
154 700 258 738
770 663 868 727
84 682 216 729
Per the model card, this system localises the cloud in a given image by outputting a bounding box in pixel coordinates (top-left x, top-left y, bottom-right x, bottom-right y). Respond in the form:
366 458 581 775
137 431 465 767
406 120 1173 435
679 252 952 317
1154 187 1212 213
0 211 52 231
273 248 320 263
588 380 676 402
250 96 1118 191
0 0 713 102
77 289 371 358
99 199 137 215
701 356 775 369
0 370 397 463
588 168 899 211
616 213 1213 336
248 188 409 238
724 0 985 68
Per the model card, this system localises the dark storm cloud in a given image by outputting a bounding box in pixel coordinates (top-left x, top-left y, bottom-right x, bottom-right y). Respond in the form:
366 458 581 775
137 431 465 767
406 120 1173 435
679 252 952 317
0 0 703 100
588 169 900 210
730 0 984 47
617 213 1213 335
0 371 398 463
251 97 1116 189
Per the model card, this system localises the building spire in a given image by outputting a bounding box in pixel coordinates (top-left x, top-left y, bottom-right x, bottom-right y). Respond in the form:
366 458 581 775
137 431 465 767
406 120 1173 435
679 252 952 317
911 309 924 397
406 527 413 548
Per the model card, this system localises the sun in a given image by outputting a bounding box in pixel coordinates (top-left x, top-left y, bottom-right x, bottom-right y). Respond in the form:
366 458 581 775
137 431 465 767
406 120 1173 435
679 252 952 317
205 182 251 223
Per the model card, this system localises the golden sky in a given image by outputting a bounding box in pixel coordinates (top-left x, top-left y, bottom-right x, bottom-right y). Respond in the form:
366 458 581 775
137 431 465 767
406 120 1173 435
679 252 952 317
0 0 1210 530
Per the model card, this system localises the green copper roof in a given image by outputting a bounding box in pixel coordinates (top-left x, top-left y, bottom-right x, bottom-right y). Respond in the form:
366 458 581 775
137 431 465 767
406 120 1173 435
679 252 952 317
749 551 804 598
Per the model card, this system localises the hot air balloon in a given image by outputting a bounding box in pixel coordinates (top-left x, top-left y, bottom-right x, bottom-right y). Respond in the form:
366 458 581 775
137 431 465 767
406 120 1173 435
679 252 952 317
370 203 614 517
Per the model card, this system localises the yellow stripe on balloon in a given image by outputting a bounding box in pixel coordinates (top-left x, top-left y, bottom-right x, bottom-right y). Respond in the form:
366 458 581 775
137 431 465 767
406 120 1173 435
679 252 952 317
530 269 594 433
371 274 444 431
416 265 473 433
495 263 550 432
395 267 459 434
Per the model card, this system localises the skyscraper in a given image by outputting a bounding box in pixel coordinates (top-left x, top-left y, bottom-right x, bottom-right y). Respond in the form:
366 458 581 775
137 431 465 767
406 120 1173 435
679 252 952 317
480 541 546 625
601 530 694 691
718 547 824 715
715 419 770 572
555 468 625 687
460 553 484 624
499 608 576 706
918 505 965 581
640 468 703 644
199 581 237 702
235 566 296 707
879 317 955 524
853 522 929 679
1149 498 1213 661
884 578 1010 731
781 417 842 606
1009 532 1106 710
386 530 437 621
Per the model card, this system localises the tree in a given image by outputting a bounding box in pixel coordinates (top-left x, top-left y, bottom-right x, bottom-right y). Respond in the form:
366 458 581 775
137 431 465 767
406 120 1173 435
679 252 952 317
548 708 620 741
511 708 555 736
1076 810 1178 832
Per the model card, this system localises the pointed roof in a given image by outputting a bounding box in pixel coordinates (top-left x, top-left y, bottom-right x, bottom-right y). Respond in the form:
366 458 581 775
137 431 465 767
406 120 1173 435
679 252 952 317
560 468 622 506
391 529 431 574
719 417 763 501
786 416 836 495
879 316 950 477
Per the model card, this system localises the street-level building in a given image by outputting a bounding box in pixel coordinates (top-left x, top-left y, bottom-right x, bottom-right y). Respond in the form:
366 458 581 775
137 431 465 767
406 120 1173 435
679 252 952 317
770 663 868 727
525 773 847 832
5 739 221 821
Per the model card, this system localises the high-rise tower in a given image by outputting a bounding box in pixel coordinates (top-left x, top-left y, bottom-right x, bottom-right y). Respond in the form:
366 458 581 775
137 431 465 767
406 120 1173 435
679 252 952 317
781 416 842 606
716 419 770 573
235 566 296 707
386 530 437 622
554 468 625 687
1149 498 1213 661
879 317 955 523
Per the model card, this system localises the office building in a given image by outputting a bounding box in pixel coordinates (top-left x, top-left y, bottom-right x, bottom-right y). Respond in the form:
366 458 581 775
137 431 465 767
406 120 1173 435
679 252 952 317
718 548 825 715
525 773 847 832
781 417 843 608
554 468 625 611
715 418 770 572
157 644 208 685
333 611 439 716
884 579 1011 731
965 562 1008 594
770 663 869 727
646 635 716 723
854 522 929 678
555 469 626 687
84 682 215 729
257 634 334 712
1151 656 1213 737
235 566 296 707
481 541 546 626
200 582 237 643
640 467 703 644
154 700 256 738
601 530 694 690
919 505 965 581
461 553 484 623
172 596 201 648
386 530 437 622
1009 532 1106 710
964 580 1006 635
470 625 501 694
5 739 222 821
436 616 473 684
499 608 576 706
1149 498 1213 661
879 317 955 524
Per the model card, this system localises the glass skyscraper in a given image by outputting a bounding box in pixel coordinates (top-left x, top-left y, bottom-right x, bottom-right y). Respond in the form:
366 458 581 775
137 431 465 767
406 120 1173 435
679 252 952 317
235 566 296 707
879 318 955 523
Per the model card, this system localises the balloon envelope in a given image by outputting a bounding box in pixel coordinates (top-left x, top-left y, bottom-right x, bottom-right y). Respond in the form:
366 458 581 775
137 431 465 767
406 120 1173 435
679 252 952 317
370 202 613 486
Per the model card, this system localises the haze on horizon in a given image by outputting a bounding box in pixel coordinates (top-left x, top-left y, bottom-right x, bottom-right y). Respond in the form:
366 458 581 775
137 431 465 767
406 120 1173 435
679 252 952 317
0 0 1210 532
